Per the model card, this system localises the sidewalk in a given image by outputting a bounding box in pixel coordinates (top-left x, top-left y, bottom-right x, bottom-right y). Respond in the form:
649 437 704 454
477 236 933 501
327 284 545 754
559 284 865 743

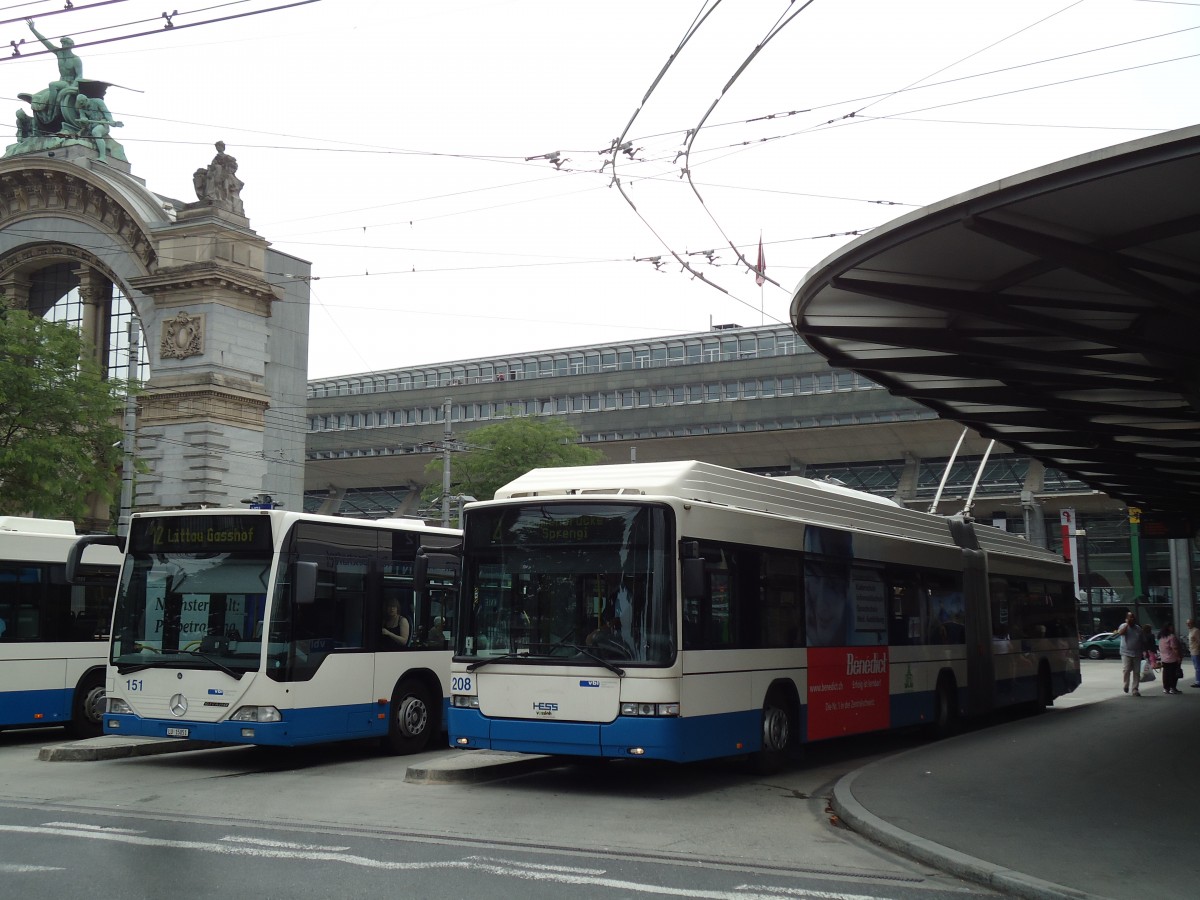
832 661 1197 900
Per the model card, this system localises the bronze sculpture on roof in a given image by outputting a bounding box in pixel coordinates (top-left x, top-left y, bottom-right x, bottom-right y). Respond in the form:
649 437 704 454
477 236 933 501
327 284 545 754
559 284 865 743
6 20 128 163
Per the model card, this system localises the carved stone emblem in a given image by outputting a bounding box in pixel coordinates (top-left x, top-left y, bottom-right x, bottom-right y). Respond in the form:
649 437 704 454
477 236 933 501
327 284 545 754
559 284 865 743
161 311 204 360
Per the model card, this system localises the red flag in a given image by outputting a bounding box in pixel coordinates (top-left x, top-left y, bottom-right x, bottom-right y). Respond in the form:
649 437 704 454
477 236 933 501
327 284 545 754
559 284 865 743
755 234 766 286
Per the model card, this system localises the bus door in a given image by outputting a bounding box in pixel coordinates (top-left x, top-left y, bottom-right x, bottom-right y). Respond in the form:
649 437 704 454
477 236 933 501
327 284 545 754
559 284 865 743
287 551 376 740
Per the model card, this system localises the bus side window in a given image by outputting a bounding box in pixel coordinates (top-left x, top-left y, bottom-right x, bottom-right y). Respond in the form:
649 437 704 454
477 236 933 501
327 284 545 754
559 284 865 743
888 573 923 646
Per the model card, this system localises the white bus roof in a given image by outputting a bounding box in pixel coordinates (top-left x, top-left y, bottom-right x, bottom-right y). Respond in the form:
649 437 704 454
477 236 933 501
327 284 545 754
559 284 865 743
492 460 1063 565
0 517 77 536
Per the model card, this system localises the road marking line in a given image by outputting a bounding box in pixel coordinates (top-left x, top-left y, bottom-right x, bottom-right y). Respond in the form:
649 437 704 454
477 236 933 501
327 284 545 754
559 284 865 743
220 836 351 852
0 824 888 899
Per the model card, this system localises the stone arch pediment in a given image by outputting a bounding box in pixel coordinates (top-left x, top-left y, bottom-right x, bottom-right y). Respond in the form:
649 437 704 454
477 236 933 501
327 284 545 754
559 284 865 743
0 157 174 277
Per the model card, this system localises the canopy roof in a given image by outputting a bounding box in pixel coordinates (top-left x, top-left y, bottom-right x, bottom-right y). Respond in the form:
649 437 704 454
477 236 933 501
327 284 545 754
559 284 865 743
791 125 1200 519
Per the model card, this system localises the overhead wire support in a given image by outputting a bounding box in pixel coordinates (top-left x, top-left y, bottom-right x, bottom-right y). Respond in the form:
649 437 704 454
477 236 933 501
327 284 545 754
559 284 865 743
2 0 323 58
0 1 129 33
677 0 819 293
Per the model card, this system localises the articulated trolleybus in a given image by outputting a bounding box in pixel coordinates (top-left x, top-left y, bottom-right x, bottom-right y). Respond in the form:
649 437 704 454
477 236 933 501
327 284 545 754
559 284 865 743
443 461 1079 769
73 508 460 752
1 517 121 736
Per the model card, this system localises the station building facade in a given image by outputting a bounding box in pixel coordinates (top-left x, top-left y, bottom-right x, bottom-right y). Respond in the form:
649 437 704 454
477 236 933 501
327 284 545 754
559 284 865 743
304 323 1180 633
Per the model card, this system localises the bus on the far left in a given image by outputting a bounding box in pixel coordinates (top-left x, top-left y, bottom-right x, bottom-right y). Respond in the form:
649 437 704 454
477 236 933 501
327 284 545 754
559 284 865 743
0 517 121 736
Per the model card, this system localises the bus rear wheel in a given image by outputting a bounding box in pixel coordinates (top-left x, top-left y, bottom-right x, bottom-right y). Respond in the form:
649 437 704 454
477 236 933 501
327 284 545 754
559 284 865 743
1031 664 1052 714
69 671 106 739
927 676 958 740
382 678 435 755
750 689 793 774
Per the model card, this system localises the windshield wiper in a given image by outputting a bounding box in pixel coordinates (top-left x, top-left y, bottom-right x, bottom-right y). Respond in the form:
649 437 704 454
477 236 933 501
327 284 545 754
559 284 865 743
178 649 244 680
546 642 626 677
116 662 154 675
466 651 531 672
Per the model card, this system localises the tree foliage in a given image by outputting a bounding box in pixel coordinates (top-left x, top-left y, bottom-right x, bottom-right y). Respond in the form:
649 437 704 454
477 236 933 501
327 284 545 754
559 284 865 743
422 416 603 508
0 303 127 520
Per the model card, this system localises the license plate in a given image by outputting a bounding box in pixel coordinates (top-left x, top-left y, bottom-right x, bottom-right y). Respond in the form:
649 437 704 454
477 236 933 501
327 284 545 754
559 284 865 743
166 727 189 738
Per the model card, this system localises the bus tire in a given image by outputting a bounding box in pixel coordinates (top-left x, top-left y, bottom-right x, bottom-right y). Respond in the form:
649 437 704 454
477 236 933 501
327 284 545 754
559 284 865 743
750 686 794 775
69 670 106 738
382 678 435 755
928 675 958 740
1031 662 1052 714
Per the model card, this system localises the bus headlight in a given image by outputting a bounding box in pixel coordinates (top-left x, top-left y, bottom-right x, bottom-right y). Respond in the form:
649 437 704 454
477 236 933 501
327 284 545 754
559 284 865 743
620 702 679 717
230 706 282 723
107 697 133 714
451 695 480 709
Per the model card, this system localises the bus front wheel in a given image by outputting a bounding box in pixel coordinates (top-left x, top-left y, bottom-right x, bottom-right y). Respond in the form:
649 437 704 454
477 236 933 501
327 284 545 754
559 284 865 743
382 678 435 755
70 671 106 738
750 688 794 775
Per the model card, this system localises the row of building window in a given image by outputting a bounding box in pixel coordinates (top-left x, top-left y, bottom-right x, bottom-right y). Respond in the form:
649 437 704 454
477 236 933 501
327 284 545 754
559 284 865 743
307 327 802 398
309 371 881 432
304 408 936 460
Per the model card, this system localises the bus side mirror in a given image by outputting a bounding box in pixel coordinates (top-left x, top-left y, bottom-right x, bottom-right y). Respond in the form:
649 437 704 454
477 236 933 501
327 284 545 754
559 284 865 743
413 553 428 591
415 548 461 591
681 558 705 600
294 561 318 605
65 533 123 585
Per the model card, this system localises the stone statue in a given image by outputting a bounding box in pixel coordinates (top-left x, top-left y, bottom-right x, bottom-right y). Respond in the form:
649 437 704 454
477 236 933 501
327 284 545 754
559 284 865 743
6 20 128 164
193 141 245 215
23 19 83 129
74 93 122 162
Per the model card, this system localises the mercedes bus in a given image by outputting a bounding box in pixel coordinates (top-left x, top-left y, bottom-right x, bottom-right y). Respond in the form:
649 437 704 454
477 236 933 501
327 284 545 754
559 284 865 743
72 508 460 752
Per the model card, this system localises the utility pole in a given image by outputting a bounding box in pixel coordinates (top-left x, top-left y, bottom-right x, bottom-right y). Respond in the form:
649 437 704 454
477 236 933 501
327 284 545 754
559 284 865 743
117 323 139 538
441 397 452 528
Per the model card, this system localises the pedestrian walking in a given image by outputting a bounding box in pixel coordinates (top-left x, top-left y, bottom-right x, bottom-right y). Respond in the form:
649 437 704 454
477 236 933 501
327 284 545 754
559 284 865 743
1187 618 1200 688
1115 611 1144 696
1157 622 1184 694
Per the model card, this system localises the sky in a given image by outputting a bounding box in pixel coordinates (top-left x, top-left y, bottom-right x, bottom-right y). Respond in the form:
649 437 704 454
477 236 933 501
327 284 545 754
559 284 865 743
2 0 1197 380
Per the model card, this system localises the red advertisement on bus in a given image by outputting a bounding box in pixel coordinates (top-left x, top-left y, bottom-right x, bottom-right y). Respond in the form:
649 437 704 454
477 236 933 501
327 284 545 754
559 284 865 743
806 647 890 741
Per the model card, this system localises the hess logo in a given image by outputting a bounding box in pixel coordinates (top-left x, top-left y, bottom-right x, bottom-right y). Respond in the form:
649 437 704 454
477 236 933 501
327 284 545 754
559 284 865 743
532 701 558 714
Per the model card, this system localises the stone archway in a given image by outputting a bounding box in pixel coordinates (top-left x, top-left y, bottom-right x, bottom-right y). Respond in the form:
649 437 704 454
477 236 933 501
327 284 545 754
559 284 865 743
0 151 311 522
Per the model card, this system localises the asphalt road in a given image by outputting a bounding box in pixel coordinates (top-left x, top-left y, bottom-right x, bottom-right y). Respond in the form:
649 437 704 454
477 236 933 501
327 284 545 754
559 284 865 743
1 658 1161 900
1 724 986 900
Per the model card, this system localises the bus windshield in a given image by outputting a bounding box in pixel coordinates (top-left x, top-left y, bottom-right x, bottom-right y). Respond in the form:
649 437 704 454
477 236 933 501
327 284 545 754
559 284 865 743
111 515 273 674
460 503 674 665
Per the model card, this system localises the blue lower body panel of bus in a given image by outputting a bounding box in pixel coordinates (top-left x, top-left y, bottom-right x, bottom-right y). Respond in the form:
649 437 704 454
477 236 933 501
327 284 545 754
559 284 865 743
0 688 71 728
104 703 392 746
449 707 762 762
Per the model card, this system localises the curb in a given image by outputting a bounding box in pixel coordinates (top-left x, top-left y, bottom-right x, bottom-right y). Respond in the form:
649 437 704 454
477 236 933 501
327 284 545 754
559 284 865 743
39 736 222 762
404 750 559 785
832 765 1111 900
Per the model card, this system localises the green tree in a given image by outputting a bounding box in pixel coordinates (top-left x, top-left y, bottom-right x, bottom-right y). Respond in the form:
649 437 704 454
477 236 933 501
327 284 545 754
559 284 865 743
0 302 126 520
422 416 603 511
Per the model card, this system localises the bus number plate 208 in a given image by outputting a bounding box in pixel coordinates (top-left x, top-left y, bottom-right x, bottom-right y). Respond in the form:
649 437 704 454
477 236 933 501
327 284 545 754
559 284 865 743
451 675 472 693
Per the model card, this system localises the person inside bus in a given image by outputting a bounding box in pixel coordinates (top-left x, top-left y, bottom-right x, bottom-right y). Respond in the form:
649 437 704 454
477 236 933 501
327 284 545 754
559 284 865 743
381 597 411 648
586 608 630 654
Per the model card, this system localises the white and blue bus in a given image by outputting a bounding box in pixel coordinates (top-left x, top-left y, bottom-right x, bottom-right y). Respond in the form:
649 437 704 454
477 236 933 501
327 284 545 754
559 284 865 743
1 517 121 736
77 508 460 752
442 461 1080 770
